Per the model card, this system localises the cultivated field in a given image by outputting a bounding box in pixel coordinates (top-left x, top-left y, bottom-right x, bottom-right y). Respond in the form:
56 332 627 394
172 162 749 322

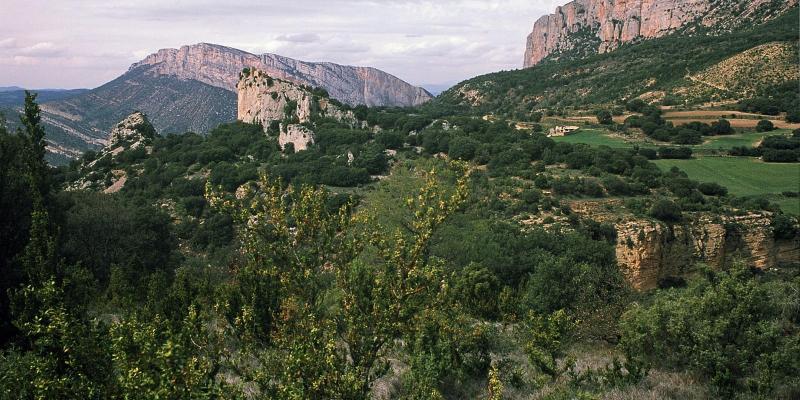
662 110 800 129
654 157 800 214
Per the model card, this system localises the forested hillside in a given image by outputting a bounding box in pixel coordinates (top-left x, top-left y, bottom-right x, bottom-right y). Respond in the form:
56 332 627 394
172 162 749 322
1 86 798 399
437 8 799 120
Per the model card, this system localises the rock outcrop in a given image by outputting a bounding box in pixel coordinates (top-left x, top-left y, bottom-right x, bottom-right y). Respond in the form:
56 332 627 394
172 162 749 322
523 0 799 67
237 68 358 151
133 43 432 107
614 213 799 290
68 112 156 192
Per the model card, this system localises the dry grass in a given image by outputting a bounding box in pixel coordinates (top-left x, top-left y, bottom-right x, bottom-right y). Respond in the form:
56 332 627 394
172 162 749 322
690 42 799 96
600 370 711 400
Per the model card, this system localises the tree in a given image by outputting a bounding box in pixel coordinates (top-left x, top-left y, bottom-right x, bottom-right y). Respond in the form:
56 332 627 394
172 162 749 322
756 119 775 132
523 310 576 380
595 110 613 125
648 199 682 222
710 118 733 135
19 91 49 204
448 136 478 161
207 165 469 398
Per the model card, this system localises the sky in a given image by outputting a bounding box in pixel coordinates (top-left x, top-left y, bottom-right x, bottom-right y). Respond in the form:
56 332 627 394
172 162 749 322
0 0 562 90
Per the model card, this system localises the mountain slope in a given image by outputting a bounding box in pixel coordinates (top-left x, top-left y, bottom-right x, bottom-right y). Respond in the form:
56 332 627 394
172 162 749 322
437 7 798 118
30 43 430 164
129 43 431 107
523 0 798 67
0 89 89 107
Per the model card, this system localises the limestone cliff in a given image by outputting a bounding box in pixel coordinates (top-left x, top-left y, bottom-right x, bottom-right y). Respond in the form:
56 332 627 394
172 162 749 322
68 112 156 192
523 0 799 67
614 213 799 290
237 68 358 151
132 43 432 107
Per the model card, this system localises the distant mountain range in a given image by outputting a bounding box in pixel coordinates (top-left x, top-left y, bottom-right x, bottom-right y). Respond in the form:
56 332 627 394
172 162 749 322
0 88 90 107
2 43 432 164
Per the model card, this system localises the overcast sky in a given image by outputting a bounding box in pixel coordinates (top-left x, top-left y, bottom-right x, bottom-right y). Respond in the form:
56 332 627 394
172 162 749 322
0 0 562 89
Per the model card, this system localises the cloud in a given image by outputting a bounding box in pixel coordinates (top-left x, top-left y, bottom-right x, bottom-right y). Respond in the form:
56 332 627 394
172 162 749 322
275 33 321 43
0 0 566 88
18 42 65 57
0 38 16 49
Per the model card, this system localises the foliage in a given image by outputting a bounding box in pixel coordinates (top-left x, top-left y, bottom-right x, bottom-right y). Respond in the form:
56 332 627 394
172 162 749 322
522 310 576 380
620 266 800 397
207 166 469 397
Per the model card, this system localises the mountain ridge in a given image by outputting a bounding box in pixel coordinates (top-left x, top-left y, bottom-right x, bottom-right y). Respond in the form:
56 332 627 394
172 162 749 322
24 43 430 164
523 0 799 67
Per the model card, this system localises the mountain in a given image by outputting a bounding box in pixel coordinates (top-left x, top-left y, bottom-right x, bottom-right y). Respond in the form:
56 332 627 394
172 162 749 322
131 43 432 107
0 88 89 107
0 86 24 92
25 43 431 164
437 6 798 118
523 0 799 67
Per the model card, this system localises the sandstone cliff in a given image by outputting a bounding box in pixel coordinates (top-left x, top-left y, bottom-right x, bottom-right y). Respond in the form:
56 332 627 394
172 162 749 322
133 43 432 107
237 68 358 151
523 0 799 67
614 213 799 290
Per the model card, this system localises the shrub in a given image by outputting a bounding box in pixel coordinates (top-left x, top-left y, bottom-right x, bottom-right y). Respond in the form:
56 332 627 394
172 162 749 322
620 266 800 397
756 119 775 132
648 199 682 222
698 182 728 196
595 110 613 125
657 147 692 159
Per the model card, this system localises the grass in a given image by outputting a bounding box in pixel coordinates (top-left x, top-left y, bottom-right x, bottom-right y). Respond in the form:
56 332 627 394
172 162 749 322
654 157 800 214
552 129 638 148
694 131 779 149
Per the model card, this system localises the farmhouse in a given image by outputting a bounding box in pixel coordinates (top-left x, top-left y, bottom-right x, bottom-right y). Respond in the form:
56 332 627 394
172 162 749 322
548 125 580 137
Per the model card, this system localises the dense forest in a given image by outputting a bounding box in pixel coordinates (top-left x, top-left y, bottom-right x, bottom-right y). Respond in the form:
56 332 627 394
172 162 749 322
1 82 798 400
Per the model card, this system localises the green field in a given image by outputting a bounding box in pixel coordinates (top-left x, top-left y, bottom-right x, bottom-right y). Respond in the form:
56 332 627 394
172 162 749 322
552 129 637 148
553 128 791 151
695 130 792 150
654 157 800 214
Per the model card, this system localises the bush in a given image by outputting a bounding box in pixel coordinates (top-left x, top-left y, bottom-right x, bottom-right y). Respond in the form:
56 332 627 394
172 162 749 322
620 266 800 397
657 147 692 159
697 182 728 197
595 110 613 125
756 119 775 132
648 199 682 222
710 119 733 135
762 149 799 162
448 137 478 161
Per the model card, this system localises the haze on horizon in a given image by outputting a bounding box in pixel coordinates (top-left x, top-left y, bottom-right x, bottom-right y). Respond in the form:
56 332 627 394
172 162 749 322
0 0 563 90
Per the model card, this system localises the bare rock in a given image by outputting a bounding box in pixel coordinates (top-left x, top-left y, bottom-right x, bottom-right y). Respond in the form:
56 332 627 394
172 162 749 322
523 0 799 67
133 43 432 107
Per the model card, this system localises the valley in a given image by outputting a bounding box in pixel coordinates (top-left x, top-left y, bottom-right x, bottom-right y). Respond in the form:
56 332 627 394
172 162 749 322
1 1 798 399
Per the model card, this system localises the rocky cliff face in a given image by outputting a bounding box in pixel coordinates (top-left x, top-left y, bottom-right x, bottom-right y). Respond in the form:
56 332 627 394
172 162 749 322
133 43 432 107
614 213 799 290
237 68 359 151
523 0 799 67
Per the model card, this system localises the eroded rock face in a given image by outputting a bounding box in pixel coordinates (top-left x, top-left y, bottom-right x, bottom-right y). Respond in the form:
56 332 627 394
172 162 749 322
237 69 358 151
68 112 156 192
107 111 155 150
133 43 432 107
523 0 799 67
615 213 799 290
